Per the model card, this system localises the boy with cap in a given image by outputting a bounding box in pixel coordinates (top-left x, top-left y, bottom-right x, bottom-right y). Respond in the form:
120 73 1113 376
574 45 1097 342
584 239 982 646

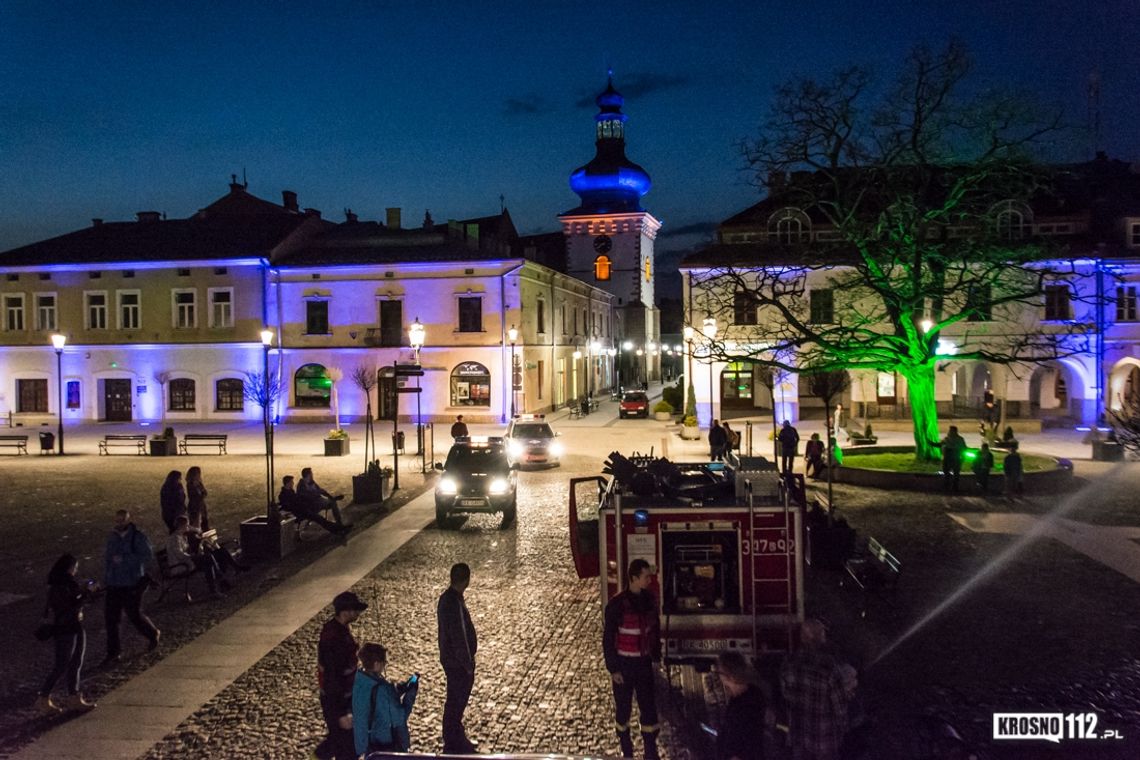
315 591 367 760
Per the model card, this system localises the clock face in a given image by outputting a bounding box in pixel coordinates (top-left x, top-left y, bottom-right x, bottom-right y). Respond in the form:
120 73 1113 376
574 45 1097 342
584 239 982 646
593 235 613 253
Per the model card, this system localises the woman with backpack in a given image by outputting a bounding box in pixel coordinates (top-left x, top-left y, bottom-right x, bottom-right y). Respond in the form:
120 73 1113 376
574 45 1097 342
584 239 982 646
36 553 97 713
352 643 419 755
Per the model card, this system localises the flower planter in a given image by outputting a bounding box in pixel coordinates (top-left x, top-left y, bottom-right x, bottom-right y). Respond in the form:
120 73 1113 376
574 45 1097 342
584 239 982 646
680 425 701 440
352 471 390 505
324 437 350 457
239 514 297 562
654 412 673 421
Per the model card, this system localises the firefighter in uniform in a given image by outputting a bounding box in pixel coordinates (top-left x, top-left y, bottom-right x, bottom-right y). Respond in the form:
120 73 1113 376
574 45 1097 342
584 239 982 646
603 558 661 759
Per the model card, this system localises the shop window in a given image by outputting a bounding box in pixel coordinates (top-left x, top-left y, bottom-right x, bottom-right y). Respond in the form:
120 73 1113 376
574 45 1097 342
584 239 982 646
17 379 48 413
294 363 331 408
450 362 491 407
66 381 81 409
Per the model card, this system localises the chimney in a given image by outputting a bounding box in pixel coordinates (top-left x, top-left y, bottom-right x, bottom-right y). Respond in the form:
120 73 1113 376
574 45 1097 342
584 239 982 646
303 208 322 219
92 218 103 227
229 174 244 193
386 207 402 229
344 208 358 223
136 211 161 223
282 190 299 212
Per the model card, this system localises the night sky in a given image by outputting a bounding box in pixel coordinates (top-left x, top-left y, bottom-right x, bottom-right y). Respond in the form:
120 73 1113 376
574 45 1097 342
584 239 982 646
2 0 1138 255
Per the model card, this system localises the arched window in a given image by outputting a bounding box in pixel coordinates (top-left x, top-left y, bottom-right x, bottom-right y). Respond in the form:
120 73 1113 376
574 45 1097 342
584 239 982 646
594 255 612 281
294 363 331 408
215 378 244 411
767 208 811 244
992 201 1033 239
169 378 196 411
451 362 491 407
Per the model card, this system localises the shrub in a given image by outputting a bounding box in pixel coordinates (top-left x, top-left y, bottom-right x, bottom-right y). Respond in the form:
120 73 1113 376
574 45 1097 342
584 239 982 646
683 415 698 427
653 400 674 414
661 381 683 410
685 381 697 419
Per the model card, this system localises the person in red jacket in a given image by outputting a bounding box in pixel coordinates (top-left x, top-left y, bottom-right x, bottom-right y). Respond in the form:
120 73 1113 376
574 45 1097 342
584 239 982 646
315 591 367 760
603 558 661 759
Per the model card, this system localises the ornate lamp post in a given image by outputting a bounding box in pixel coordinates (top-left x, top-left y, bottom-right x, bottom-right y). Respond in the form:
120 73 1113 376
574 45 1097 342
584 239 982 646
683 326 695 415
408 317 426 469
260 328 275 515
507 324 519 417
51 333 66 455
702 318 718 424
607 347 617 393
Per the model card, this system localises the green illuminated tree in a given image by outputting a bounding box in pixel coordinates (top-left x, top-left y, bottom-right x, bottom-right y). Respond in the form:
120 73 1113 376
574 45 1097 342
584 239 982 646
699 41 1094 461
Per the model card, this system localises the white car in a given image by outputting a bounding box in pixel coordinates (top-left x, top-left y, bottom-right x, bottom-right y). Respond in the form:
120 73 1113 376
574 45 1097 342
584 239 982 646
504 415 564 468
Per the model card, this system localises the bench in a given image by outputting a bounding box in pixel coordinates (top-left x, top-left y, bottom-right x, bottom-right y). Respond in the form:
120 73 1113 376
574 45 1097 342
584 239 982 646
99 434 147 455
0 435 29 455
842 536 901 617
154 547 200 603
179 433 228 455
567 403 583 420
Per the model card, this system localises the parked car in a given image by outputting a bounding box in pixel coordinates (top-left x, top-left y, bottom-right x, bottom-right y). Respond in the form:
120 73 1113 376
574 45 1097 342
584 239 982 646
504 414 563 467
619 391 650 419
434 437 518 527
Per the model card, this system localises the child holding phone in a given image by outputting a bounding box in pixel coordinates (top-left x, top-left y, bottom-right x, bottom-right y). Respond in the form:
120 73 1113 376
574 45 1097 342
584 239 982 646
352 643 419 754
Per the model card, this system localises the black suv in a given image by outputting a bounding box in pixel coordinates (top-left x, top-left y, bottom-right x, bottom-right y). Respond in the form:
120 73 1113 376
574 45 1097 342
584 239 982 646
434 437 518 528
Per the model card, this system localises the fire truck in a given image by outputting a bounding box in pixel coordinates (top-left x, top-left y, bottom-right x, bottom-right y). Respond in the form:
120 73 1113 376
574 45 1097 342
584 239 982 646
569 453 805 664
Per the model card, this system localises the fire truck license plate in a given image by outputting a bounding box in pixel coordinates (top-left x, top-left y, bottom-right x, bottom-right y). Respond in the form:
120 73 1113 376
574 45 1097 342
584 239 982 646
461 499 485 506
675 639 729 652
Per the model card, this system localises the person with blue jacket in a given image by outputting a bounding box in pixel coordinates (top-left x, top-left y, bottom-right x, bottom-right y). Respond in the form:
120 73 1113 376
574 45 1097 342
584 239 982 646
101 509 160 666
352 643 418 754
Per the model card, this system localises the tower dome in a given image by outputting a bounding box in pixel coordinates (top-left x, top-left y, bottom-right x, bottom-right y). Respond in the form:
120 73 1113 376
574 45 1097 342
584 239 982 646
567 72 652 214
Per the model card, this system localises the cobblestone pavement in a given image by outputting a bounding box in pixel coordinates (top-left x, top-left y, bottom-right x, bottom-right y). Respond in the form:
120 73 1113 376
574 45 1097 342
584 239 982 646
138 453 681 759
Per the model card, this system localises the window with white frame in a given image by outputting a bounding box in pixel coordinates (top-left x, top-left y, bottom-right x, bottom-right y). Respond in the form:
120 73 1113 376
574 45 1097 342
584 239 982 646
1044 284 1071 321
1117 285 1137 322
768 208 810 244
85 291 108 330
172 289 197 329
35 293 56 331
117 290 141 330
3 294 25 331
208 288 233 328
169 378 196 411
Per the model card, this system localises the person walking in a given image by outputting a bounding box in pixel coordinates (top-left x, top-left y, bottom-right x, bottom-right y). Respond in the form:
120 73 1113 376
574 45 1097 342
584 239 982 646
102 510 160 666
315 591 367 760
804 433 825 479
1003 442 1024 496
780 619 852 760
603 558 661 760
352 643 419 755
940 425 967 493
159 470 186 534
973 442 995 495
437 562 478 754
185 465 210 532
36 554 97 713
715 651 766 760
777 420 800 474
722 421 739 459
450 415 469 440
708 419 728 462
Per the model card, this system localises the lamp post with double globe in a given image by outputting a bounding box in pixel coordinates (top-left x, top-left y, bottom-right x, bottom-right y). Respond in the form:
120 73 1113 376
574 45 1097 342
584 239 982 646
702 318 718 425
607 347 618 394
51 334 66 455
260 328 275 515
507 325 519 417
408 317 426 469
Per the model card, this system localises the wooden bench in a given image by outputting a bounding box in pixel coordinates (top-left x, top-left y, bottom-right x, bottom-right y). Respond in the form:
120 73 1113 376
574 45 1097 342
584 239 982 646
154 548 199 603
99 434 147 455
0 435 29 455
842 536 901 617
179 433 228 455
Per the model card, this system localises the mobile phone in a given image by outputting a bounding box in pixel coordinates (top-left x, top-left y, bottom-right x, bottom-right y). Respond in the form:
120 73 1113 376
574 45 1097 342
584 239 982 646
408 674 419 684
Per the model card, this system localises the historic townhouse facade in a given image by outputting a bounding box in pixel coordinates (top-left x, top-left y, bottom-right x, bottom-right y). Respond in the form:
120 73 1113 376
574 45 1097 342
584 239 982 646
681 156 1140 427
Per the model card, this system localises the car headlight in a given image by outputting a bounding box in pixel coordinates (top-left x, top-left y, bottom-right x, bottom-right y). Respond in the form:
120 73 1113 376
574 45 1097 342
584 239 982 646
549 441 564 457
488 477 510 495
508 440 524 458
437 477 458 495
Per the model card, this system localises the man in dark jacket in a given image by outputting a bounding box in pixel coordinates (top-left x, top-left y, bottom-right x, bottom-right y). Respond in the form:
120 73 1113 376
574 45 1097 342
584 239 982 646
603 559 661 759
101 510 159 666
940 425 967 493
279 476 349 535
716 651 766 760
450 415 469 440
777 421 800 474
315 591 367 760
438 562 478 754
708 419 728 462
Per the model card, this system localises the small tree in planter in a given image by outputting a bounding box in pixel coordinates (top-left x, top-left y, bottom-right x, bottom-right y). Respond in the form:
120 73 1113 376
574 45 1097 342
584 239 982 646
653 400 674 421
243 368 285 520
680 414 701 439
807 369 851 518
350 365 379 474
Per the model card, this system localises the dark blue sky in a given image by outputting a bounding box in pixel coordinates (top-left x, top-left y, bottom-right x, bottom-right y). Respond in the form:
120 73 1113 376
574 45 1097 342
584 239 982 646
2 0 1137 253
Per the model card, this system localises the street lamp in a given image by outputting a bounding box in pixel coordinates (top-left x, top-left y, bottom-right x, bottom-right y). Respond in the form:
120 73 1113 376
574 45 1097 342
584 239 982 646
607 347 617 394
260 328 275 514
508 324 519 417
50 334 66 455
408 317 426 469
572 350 583 402
683 326 695 417
589 340 601 400
702 318 718 424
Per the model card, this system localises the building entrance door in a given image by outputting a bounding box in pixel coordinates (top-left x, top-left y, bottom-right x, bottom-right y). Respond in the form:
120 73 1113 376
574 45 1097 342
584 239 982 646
104 379 132 421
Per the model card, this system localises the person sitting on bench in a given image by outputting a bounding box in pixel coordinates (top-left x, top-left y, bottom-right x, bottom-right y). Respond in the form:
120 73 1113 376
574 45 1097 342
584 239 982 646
166 516 225 598
279 475 350 535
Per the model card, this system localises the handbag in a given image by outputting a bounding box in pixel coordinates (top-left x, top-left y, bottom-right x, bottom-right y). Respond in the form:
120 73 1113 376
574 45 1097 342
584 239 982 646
34 622 56 641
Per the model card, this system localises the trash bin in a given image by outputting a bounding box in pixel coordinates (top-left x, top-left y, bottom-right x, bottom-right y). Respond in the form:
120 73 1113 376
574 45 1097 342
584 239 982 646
38 431 55 453
392 430 405 453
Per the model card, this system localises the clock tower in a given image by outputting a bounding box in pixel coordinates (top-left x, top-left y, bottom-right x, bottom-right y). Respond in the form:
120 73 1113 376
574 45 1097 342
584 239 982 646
560 73 660 379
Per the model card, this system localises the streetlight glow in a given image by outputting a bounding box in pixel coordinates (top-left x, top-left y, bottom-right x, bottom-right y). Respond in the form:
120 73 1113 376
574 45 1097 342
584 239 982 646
683 325 695 342
51 333 67 350
507 325 519 343
572 350 582 360
702 317 718 340
409 317 425 350
622 340 634 351
260 328 274 346
920 318 933 333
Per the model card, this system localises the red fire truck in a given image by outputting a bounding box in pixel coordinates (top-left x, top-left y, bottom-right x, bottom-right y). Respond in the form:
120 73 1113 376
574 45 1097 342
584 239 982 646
569 453 805 664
